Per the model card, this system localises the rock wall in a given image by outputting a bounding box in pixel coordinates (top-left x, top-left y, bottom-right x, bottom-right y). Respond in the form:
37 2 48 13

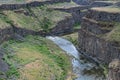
81 17 114 35
0 27 14 79
89 1 116 7
51 5 88 23
12 16 74 37
72 0 92 5
78 29 120 63
72 0 116 6
0 0 71 10
78 8 120 64
86 9 120 22
0 27 14 44
49 16 74 35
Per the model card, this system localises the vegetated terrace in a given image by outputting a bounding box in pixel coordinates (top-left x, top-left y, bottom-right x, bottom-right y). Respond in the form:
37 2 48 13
1 35 72 80
0 5 71 32
89 6 120 43
0 0 50 4
47 1 81 9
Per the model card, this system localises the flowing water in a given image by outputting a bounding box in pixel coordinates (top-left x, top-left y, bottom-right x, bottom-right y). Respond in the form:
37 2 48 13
47 36 105 80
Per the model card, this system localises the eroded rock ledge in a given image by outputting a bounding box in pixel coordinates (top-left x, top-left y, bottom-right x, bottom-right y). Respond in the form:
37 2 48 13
78 7 120 64
0 0 70 10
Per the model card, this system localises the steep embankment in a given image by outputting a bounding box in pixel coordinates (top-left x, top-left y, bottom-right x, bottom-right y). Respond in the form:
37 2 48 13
0 1 82 80
0 0 71 10
78 6 120 64
0 35 72 80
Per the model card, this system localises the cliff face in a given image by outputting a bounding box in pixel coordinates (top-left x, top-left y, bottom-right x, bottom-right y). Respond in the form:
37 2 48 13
86 8 120 22
78 7 120 64
0 0 71 10
90 1 117 7
13 16 74 36
50 16 74 35
0 2 74 37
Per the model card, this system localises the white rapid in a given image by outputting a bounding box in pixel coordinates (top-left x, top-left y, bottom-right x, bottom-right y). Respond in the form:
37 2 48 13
47 36 105 80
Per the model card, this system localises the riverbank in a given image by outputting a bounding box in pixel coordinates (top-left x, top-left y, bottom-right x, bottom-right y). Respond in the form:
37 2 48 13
47 36 105 80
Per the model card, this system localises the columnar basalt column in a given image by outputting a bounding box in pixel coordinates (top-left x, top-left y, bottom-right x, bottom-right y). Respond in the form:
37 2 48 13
107 59 120 80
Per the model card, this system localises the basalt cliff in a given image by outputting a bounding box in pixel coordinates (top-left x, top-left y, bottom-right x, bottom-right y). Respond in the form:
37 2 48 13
78 3 120 80
0 0 120 80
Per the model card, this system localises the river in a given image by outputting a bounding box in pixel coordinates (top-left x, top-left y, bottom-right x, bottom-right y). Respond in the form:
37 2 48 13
47 36 105 80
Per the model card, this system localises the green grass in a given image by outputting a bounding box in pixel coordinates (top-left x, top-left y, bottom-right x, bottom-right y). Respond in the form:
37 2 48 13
0 78 5 80
2 35 72 80
73 22 81 30
3 6 71 32
62 32 78 45
0 13 12 29
105 23 120 42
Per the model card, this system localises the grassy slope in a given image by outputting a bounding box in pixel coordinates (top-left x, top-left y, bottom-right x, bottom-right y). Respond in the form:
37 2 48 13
0 0 49 4
1 35 72 80
3 6 71 32
0 14 12 29
47 1 80 9
62 32 78 45
0 4 73 80
105 23 120 42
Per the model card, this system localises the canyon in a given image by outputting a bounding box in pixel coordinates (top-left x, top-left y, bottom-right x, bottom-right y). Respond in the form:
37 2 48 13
0 0 120 80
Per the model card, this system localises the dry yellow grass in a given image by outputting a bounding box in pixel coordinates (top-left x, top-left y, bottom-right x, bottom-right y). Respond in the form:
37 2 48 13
91 7 120 13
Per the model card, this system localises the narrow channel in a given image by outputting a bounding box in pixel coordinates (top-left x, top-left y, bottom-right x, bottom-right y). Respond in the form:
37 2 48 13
47 36 105 80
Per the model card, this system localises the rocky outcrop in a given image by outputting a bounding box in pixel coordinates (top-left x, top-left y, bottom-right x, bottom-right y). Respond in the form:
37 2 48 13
0 26 14 79
73 0 116 6
90 1 116 7
78 8 120 64
0 0 71 10
49 16 74 35
86 8 120 22
0 27 14 44
0 46 9 79
13 16 74 36
107 59 120 80
72 0 92 5
81 17 114 35
49 4 88 23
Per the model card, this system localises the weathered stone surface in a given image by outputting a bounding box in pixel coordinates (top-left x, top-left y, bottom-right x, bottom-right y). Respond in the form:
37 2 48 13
12 14 74 36
72 0 92 5
81 17 114 35
107 59 120 80
78 6 120 64
49 3 88 23
0 27 14 44
49 16 74 35
90 1 116 7
0 0 71 10
78 29 120 63
86 9 120 22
